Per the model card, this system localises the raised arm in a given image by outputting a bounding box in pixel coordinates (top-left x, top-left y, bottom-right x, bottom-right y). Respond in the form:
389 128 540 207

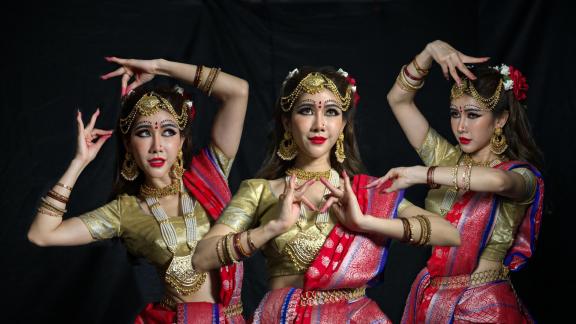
28 110 113 246
101 57 249 159
387 40 489 149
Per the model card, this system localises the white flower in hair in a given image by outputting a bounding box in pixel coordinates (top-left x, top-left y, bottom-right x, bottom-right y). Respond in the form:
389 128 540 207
174 85 185 95
503 79 514 91
184 100 193 108
337 68 348 78
282 68 299 86
499 64 510 76
351 85 357 93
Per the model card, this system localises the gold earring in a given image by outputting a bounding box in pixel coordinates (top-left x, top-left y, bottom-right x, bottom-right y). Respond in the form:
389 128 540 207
335 133 346 163
121 152 139 181
277 131 298 161
170 150 185 178
490 127 508 155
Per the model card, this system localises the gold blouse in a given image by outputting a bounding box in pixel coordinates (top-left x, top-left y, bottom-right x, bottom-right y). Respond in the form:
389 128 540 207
417 128 537 261
217 179 338 278
78 145 233 273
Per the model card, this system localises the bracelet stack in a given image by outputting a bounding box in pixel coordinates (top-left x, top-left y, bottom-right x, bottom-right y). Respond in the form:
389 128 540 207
216 230 258 266
395 57 430 92
194 65 221 96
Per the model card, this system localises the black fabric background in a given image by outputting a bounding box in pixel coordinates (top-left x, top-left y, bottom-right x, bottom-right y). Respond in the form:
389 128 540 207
1 0 573 322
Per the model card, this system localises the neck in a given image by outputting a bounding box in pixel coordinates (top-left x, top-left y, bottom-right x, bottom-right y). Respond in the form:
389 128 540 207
470 145 500 163
145 175 174 189
293 154 331 171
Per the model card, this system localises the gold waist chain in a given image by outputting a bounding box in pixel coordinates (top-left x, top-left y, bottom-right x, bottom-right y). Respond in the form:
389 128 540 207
430 266 510 289
299 287 366 306
159 296 243 317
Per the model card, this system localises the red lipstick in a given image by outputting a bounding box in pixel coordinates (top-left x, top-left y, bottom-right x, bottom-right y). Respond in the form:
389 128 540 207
309 136 327 144
459 137 471 145
148 158 166 167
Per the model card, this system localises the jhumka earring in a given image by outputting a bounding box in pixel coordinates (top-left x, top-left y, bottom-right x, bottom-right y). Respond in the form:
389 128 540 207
490 127 508 155
277 131 298 160
335 133 346 163
121 152 139 181
170 150 185 178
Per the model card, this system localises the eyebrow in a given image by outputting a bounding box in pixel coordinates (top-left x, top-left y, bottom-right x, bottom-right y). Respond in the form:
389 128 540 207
296 99 315 106
133 121 152 130
160 119 178 127
324 99 342 108
463 104 483 111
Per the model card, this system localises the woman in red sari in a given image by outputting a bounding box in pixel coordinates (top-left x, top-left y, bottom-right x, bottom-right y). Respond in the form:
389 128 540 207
193 66 460 323
371 40 544 323
27 57 248 323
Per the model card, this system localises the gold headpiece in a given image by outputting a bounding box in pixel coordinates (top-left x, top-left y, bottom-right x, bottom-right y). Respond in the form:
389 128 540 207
450 78 503 111
120 92 189 134
280 72 352 112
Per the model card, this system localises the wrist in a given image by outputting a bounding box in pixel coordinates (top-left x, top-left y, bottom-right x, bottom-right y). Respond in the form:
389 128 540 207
357 214 375 233
153 59 170 76
419 46 434 68
262 220 284 239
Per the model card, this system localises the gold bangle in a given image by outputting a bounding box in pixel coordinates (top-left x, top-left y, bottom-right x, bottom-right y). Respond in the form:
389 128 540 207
395 66 425 92
463 164 472 192
412 57 430 76
418 215 431 245
207 68 221 96
193 65 204 88
246 229 257 252
452 165 460 191
47 190 69 204
400 217 411 243
201 67 218 93
235 232 251 258
38 207 63 218
226 233 238 263
56 182 73 192
40 197 67 214
216 236 226 266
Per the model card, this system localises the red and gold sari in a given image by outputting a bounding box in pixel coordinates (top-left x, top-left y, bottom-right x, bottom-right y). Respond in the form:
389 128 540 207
252 175 404 324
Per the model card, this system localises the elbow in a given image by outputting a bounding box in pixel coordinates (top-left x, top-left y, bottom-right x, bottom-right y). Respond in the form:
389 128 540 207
27 230 49 247
232 79 249 100
491 170 512 194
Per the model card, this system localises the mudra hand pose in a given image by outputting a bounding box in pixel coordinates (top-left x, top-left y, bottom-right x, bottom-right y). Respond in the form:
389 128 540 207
27 57 249 323
378 40 544 323
192 67 460 323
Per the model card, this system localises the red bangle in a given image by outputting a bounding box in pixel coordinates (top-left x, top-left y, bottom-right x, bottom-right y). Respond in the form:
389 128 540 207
404 65 423 81
427 166 441 189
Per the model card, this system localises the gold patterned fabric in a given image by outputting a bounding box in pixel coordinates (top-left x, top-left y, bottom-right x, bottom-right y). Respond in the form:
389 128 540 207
416 127 537 262
78 144 231 273
216 179 336 278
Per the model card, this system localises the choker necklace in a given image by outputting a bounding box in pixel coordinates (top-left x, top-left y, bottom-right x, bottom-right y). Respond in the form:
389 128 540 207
140 179 180 198
143 179 206 295
286 167 332 181
461 153 505 168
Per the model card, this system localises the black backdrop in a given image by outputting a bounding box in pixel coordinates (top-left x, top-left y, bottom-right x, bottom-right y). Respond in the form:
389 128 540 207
2 0 574 322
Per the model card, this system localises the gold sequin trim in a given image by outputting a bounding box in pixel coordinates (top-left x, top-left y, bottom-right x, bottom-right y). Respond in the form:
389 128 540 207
299 287 366 306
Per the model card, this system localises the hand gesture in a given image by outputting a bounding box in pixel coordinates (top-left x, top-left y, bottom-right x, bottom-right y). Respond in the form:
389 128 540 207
75 109 113 166
365 166 426 193
272 176 316 234
320 171 366 233
425 40 489 84
100 57 159 96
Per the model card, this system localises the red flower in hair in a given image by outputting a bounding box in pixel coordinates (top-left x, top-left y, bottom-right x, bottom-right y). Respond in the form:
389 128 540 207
346 76 360 108
508 66 528 101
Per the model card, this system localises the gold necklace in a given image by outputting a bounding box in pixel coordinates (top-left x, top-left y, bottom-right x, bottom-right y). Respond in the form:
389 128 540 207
461 153 504 168
140 179 180 198
143 179 206 296
286 167 331 181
